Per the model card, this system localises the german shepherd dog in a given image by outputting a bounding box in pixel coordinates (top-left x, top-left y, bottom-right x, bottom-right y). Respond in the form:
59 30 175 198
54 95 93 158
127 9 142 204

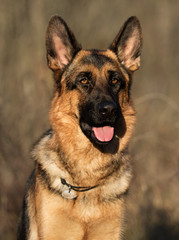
18 15 142 240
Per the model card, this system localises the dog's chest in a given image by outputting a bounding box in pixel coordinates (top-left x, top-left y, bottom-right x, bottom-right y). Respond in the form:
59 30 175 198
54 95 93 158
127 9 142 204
37 186 123 240
38 183 117 223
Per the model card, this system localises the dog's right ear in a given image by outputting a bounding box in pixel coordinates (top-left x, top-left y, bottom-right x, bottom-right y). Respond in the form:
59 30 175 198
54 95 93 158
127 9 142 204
46 15 81 71
110 16 142 72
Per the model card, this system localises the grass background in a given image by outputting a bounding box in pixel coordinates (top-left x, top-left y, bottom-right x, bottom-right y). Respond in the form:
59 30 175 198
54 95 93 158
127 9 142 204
0 0 179 239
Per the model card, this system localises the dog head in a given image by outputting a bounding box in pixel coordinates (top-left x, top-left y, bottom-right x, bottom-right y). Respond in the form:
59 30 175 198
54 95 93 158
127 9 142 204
46 16 142 153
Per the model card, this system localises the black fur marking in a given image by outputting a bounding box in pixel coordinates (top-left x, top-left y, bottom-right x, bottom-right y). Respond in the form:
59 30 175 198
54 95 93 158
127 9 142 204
43 129 53 138
17 192 30 240
17 170 35 240
66 71 94 92
103 188 129 203
81 52 114 69
32 129 53 151
37 163 51 189
116 188 129 199
66 79 77 91
79 100 126 154
37 163 65 197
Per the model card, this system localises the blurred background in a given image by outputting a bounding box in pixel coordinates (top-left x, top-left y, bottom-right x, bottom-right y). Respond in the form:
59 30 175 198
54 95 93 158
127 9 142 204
0 0 178 239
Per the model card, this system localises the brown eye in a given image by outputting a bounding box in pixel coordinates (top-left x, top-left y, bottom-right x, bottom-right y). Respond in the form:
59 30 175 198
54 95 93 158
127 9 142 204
111 78 118 85
80 78 88 84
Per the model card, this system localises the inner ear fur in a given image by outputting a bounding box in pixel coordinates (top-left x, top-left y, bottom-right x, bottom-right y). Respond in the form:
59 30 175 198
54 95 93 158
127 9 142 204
110 16 143 72
46 15 81 71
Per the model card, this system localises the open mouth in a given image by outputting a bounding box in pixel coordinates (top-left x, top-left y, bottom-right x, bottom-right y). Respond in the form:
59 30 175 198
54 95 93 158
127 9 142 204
80 121 115 144
92 126 114 142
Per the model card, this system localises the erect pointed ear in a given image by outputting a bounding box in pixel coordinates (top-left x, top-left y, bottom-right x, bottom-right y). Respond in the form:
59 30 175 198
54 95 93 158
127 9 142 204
46 15 81 71
110 16 142 72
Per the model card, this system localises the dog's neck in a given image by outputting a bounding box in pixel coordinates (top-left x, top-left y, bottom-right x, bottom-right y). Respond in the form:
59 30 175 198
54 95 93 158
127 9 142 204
55 133 128 185
33 131 132 200
33 130 128 187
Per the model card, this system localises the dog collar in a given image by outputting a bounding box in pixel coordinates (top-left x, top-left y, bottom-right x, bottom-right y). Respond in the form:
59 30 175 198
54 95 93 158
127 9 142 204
61 178 97 199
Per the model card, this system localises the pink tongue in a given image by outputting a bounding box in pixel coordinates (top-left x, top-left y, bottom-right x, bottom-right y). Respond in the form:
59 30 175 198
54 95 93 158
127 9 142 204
92 126 114 142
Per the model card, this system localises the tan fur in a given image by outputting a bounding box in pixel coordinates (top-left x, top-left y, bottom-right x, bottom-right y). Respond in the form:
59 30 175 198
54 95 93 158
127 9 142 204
30 50 135 239
18 16 142 240
34 172 126 240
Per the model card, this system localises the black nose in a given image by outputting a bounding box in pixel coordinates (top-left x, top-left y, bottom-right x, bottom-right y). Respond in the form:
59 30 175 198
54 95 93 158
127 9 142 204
98 101 118 117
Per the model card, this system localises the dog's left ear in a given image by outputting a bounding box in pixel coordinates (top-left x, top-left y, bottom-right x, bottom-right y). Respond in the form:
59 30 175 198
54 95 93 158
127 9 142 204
46 15 81 71
110 16 142 72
